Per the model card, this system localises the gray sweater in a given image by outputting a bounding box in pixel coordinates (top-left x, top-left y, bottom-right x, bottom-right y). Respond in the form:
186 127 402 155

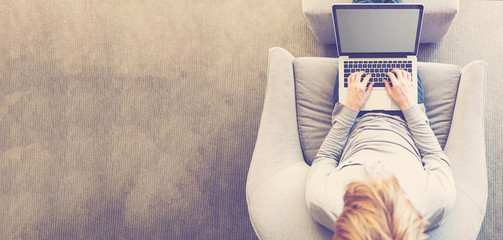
305 103 456 232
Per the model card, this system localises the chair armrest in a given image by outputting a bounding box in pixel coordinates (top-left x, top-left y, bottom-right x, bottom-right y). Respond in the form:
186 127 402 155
247 162 332 239
246 47 306 196
443 60 488 231
247 48 318 239
444 60 487 208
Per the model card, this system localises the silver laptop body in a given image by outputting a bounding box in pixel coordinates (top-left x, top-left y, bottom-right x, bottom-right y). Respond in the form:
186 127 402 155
332 4 424 111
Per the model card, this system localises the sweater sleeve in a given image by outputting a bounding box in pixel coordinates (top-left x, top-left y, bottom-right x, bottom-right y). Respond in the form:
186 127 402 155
402 105 456 229
402 105 451 168
305 103 359 231
312 103 359 166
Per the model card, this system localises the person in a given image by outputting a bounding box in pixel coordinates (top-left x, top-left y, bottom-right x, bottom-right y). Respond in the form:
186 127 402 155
305 70 456 239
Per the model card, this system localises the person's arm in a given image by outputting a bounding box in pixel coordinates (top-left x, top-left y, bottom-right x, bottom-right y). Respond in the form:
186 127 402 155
305 102 359 231
312 103 358 166
386 69 456 229
305 72 371 231
385 69 453 168
403 106 450 165
403 105 456 229
312 71 373 165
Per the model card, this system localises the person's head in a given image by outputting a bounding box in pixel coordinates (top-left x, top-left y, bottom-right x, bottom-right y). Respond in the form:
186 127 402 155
333 176 428 240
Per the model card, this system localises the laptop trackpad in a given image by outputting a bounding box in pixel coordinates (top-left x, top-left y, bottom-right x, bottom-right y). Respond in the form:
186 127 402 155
362 90 391 111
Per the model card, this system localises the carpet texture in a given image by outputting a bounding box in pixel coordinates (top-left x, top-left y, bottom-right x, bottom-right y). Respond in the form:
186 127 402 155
0 0 501 239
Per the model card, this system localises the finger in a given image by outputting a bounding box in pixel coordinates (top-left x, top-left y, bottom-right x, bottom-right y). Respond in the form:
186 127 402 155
386 71 399 86
391 69 403 81
365 82 375 96
396 69 404 79
397 69 408 84
407 71 412 81
391 69 405 81
383 79 393 95
355 71 364 83
401 70 408 80
362 73 371 87
351 72 360 83
349 72 357 83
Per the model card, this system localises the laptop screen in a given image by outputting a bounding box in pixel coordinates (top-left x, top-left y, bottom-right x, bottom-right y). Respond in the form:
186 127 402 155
332 4 423 57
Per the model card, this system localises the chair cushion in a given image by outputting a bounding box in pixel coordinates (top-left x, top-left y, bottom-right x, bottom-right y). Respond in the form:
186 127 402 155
293 57 462 165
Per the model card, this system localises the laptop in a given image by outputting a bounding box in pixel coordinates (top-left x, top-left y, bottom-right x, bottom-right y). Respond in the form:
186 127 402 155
332 4 424 111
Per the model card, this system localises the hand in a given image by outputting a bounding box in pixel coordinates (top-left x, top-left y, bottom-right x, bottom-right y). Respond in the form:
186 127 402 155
346 71 374 111
384 69 416 111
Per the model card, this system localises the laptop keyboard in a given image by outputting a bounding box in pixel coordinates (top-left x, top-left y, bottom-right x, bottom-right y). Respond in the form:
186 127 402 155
343 60 413 88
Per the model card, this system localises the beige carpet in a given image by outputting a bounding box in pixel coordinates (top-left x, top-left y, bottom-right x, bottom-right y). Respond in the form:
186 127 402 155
0 0 501 239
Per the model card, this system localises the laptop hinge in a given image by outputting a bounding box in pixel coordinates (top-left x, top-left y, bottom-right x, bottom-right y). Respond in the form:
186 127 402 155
348 53 411 59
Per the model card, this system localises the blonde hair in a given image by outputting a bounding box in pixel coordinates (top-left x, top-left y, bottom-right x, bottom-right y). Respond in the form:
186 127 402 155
333 176 428 240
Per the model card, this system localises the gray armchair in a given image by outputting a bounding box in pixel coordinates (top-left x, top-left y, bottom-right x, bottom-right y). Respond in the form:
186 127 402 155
246 47 487 239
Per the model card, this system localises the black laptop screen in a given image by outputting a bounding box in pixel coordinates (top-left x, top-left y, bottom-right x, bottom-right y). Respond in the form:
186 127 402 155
332 5 423 57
